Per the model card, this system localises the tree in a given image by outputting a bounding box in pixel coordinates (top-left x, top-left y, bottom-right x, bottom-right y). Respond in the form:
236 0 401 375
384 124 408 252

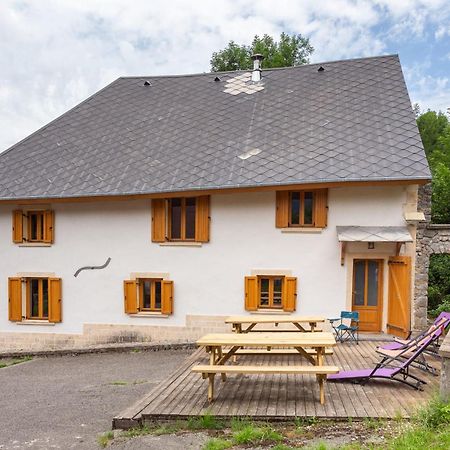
210 32 313 72
416 111 448 160
416 110 450 223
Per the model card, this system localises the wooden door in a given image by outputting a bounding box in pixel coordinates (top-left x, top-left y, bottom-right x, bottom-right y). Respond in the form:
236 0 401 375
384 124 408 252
352 259 383 332
387 256 411 338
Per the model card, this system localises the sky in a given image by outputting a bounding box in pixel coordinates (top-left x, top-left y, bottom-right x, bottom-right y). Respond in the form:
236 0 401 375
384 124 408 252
1 0 449 152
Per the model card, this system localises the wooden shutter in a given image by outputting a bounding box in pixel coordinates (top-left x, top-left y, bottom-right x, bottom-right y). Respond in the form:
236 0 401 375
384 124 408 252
12 210 23 243
8 277 22 321
387 256 411 338
161 280 174 315
151 199 166 242
195 196 210 242
124 280 138 314
48 278 62 323
275 191 289 228
43 210 54 243
283 277 297 312
244 276 258 311
314 189 328 228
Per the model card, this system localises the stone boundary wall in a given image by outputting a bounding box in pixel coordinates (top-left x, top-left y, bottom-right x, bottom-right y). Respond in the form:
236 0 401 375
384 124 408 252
414 183 450 329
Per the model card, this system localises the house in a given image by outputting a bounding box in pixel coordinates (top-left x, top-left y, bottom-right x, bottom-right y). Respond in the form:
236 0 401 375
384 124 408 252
0 54 431 352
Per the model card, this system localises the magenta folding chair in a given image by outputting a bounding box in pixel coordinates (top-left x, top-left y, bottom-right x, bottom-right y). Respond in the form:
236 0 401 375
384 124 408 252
328 332 438 390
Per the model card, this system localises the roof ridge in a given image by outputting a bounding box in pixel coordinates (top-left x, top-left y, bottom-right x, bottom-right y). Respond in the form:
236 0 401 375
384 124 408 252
118 54 399 80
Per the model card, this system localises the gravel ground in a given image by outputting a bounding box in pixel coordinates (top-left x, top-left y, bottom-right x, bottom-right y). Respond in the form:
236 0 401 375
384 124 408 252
0 349 192 450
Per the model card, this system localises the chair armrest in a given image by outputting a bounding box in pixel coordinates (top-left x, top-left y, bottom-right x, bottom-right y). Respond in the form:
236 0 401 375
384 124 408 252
328 318 340 323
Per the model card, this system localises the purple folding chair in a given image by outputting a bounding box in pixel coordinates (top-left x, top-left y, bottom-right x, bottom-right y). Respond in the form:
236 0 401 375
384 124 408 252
376 312 450 375
327 334 436 390
379 312 450 353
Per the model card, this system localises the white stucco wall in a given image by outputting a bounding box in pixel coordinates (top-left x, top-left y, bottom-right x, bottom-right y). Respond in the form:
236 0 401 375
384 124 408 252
0 185 411 335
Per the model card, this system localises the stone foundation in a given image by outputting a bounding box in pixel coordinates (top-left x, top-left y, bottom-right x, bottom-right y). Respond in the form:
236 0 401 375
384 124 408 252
414 184 450 330
0 315 231 355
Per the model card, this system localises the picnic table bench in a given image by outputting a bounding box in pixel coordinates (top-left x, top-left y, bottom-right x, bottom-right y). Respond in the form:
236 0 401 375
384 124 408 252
193 332 338 404
225 315 325 333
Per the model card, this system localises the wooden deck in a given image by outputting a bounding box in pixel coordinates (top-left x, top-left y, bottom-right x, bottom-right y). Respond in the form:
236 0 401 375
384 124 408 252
113 340 440 427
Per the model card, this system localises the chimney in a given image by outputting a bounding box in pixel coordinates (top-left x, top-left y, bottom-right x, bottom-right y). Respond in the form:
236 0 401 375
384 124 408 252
251 53 264 82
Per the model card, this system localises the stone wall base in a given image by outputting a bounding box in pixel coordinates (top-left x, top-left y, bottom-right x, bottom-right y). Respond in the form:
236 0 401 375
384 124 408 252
0 315 231 355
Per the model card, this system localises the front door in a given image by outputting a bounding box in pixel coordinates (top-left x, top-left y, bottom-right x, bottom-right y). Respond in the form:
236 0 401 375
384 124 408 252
387 256 411 338
352 259 383 332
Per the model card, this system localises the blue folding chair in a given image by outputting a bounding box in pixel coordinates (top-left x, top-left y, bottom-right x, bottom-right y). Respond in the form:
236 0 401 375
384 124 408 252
329 311 359 344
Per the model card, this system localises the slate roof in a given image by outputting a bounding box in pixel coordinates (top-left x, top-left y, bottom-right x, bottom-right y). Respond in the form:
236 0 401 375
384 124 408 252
0 54 431 200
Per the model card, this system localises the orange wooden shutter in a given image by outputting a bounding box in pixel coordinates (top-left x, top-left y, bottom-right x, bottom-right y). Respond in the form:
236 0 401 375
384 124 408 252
48 278 62 322
283 277 297 312
387 256 411 338
151 199 166 242
195 196 210 242
275 191 289 228
124 280 138 314
43 210 54 243
314 189 328 228
244 276 258 311
12 210 23 243
161 280 174 315
8 277 22 321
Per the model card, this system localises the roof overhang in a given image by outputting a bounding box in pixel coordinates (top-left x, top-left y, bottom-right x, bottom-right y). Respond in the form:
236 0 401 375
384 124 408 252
337 225 413 266
336 226 413 243
0 178 430 204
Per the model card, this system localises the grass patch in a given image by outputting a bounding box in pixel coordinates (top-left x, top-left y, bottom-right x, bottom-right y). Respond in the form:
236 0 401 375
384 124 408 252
0 356 33 369
232 423 283 445
109 381 128 386
272 444 299 450
152 421 185 435
187 412 223 430
203 437 233 450
388 424 450 449
121 425 152 438
97 431 114 448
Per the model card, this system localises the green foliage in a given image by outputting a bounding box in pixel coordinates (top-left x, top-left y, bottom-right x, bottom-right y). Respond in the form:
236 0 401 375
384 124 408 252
210 32 313 72
187 412 223 430
416 110 450 223
232 422 283 445
432 161 450 223
415 396 450 429
97 431 114 448
428 254 450 315
0 356 33 369
388 424 450 449
417 111 449 161
202 437 233 450
121 425 151 438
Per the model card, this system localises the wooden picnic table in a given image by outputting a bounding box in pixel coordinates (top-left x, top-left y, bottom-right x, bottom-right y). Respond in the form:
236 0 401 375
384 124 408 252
225 315 325 333
193 332 338 404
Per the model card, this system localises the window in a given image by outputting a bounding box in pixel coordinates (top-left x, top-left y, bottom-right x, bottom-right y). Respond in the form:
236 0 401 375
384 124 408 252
12 210 54 244
275 190 328 228
27 278 49 319
168 198 196 240
124 278 174 315
244 275 297 312
151 196 210 243
289 191 314 226
139 279 162 312
258 276 283 309
8 277 62 322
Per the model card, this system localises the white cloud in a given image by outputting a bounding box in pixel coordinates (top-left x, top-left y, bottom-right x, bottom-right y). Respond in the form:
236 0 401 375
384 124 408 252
0 0 449 151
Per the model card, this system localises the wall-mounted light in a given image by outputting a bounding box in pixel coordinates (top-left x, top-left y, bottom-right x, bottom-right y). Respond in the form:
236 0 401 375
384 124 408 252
368 242 375 249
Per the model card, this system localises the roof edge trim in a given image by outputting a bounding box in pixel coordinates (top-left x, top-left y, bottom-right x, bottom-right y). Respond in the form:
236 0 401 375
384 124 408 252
0 178 430 204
